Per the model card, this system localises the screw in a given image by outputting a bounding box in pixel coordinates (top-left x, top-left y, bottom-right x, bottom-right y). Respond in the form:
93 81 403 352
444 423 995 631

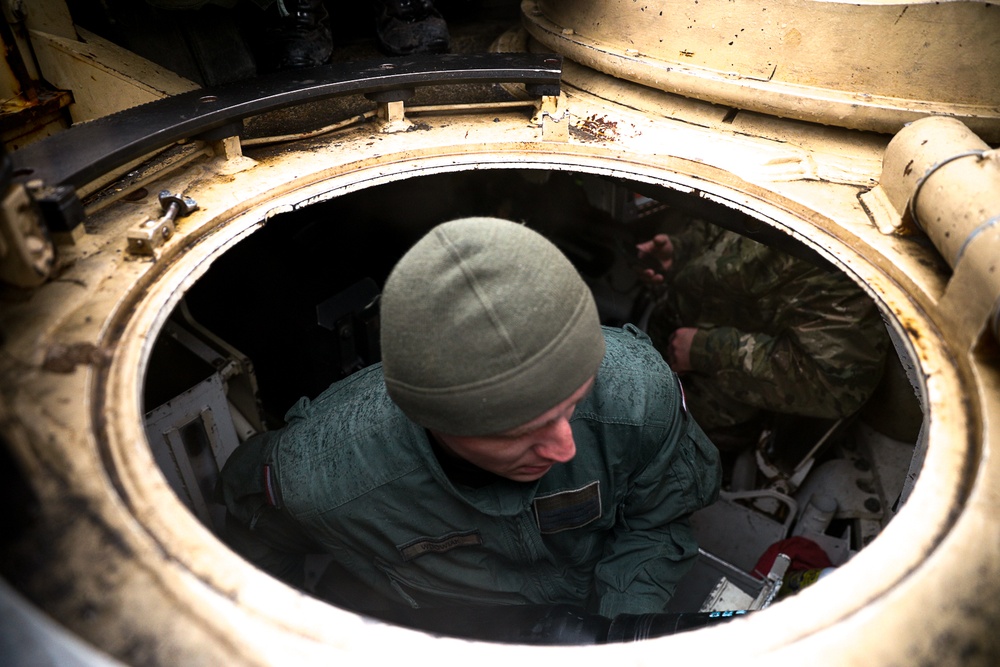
151 191 199 239
157 191 198 219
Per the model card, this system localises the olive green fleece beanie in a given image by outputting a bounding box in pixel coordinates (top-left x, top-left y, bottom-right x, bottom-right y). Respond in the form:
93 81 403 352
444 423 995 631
380 217 606 436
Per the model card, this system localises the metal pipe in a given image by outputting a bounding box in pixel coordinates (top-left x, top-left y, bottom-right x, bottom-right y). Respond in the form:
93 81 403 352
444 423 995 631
881 117 1000 342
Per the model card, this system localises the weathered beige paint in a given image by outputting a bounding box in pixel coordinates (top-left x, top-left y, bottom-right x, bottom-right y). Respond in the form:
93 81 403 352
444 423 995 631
30 27 197 123
881 117 1000 264
522 0 1000 139
17 0 78 40
875 116 1000 347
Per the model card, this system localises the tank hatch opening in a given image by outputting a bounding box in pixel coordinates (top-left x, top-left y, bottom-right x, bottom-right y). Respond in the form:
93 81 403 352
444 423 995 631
141 167 924 644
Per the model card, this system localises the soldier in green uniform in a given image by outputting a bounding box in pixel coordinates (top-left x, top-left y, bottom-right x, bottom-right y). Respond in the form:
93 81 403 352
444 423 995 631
220 217 721 622
636 220 889 450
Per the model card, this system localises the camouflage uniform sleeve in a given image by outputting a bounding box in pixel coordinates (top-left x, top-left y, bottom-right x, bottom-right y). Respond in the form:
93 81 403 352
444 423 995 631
686 269 889 419
667 219 721 271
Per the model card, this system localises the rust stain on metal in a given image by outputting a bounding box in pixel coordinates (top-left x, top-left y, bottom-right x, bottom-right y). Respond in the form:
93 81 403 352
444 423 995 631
573 114 620 142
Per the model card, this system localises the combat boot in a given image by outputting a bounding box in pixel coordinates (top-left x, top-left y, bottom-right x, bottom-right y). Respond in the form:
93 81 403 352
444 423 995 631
373 0 450 56
269 0 334 69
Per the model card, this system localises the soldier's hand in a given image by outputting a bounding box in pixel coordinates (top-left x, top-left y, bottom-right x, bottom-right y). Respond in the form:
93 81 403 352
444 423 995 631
667 327 697 373
635 234 675 284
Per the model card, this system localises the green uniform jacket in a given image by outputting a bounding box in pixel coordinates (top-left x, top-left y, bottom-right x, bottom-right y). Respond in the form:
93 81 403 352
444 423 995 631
221 326 720 617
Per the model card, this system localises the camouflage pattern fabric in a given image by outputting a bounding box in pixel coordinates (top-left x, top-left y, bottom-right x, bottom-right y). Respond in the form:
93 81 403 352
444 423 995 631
647 220 889 436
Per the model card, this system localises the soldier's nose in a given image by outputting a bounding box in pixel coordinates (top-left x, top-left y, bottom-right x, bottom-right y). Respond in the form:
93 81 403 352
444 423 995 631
534 419 576 463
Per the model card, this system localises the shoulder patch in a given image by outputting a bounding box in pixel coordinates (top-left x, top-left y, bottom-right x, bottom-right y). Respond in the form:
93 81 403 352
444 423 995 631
533 481 602 534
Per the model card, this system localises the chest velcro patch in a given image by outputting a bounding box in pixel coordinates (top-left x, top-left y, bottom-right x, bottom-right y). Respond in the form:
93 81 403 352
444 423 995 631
533 481 602 534
397 530 483 562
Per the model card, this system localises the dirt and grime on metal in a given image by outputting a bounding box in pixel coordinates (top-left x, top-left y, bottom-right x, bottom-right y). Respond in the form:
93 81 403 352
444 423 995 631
572 114 621 142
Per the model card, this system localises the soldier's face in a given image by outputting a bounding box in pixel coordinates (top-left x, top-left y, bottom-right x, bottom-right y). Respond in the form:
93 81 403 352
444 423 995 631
431 377 594 482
